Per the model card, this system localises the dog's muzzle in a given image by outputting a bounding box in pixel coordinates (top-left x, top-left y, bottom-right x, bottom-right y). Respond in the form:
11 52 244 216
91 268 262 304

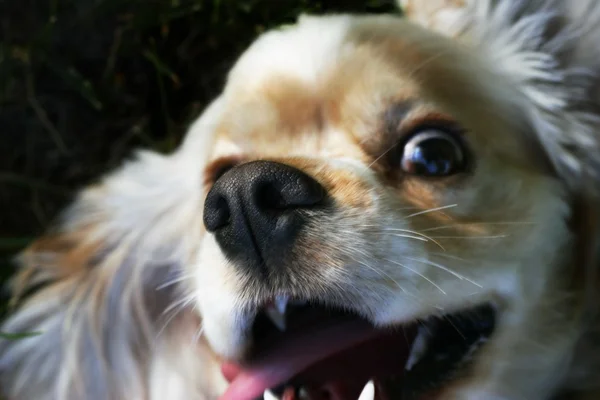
203 160 325 276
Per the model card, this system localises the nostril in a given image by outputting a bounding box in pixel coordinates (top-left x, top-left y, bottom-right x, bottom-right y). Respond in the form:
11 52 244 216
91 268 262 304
255 182 288 210
203 195 231 231
280 176 324 208
254 175 325 212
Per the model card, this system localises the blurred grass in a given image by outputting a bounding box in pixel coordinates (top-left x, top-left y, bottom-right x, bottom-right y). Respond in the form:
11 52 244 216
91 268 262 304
0 0 399 319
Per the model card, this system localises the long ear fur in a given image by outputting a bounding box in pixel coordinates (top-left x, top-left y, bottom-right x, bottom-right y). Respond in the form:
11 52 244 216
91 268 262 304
401 0 600 394
400 0 600 191
0 98 227 400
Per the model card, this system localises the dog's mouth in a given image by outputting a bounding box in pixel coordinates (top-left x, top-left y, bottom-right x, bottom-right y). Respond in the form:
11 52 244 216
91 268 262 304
219 299 496 400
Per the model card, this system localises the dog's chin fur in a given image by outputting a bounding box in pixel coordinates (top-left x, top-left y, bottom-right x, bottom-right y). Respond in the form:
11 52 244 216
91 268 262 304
3 1 600 399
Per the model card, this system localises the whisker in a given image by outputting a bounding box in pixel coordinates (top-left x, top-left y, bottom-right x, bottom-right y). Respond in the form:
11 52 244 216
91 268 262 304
156 294 196 338
402 256 483 288
428 235 508 239
155 273 195 290
430 252 471 263
376 232 429 242
377 228 446 251
429 252 475 264
421 221 535 232
383 258 447 295
361 262 411 295
443 315 466 340
161 295 194 316
368 142 398 168
406 48 454 80
342 247 414 297
192 326 205 345
404 204 458 219
359 208 421 216
352 251 408 291
466 291 482 297
358 135 373 146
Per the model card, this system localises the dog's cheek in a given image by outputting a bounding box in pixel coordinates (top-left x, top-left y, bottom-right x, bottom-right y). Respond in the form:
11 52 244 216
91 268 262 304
192 235 251 360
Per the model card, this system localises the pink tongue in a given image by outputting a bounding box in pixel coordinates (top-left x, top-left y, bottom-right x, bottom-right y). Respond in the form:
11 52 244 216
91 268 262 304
219 320 380 400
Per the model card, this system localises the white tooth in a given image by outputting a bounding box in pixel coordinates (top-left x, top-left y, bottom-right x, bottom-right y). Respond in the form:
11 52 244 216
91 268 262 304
265 296 288 332
405 326 430 371
265 306 286 331
275 295 288 315
357 380 375 400
298 387 310 399
263 389 280 400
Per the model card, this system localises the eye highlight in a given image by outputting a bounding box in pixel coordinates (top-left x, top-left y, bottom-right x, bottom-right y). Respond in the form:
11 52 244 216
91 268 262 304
398 128 467 177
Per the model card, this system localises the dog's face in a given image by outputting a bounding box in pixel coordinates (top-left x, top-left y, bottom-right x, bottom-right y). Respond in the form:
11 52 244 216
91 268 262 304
4 2 600 400
191 10 580 400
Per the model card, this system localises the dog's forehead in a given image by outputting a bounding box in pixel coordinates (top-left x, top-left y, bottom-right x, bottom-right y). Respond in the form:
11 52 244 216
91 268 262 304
211 16 418 158
210 14 538 168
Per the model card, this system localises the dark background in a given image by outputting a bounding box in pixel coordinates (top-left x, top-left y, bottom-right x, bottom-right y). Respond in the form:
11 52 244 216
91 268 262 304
0 0 400 313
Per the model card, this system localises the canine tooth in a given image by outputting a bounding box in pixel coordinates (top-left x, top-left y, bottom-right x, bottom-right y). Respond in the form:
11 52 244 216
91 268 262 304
357 380 375 400
265 307 286 331
265 295 289 331
264 389 280 400
275 295 288 314
462 337 487 362
405 326 430 371
298 387 310 399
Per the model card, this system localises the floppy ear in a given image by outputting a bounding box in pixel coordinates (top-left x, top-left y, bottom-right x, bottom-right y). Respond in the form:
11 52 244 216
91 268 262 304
451 1 600 391
460 0 600 306
0 98 227 399
401 0 600 387
403 0 600 189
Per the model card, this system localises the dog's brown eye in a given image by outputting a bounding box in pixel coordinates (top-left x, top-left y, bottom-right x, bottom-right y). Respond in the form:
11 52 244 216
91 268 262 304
400 129 465 176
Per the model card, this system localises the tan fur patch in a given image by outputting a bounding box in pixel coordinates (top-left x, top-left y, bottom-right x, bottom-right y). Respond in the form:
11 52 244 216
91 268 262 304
23 229 101 275
266 156 374 209
11 227 103 307
258 75 323 136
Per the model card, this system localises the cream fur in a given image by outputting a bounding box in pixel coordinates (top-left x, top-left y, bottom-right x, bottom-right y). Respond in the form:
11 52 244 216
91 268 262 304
2 1 600 400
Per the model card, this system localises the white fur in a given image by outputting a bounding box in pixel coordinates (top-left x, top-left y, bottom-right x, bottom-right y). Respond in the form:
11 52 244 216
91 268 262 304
223 15 352 97
0 98 222 399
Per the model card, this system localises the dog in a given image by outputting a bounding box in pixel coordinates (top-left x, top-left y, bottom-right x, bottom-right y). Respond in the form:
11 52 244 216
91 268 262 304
3 0 600 399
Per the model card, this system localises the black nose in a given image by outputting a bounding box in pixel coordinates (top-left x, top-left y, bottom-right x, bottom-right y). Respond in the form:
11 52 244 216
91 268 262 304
203 160 325 274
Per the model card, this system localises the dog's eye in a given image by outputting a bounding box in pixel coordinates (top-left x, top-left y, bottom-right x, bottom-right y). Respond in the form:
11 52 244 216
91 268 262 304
399 129 465 176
